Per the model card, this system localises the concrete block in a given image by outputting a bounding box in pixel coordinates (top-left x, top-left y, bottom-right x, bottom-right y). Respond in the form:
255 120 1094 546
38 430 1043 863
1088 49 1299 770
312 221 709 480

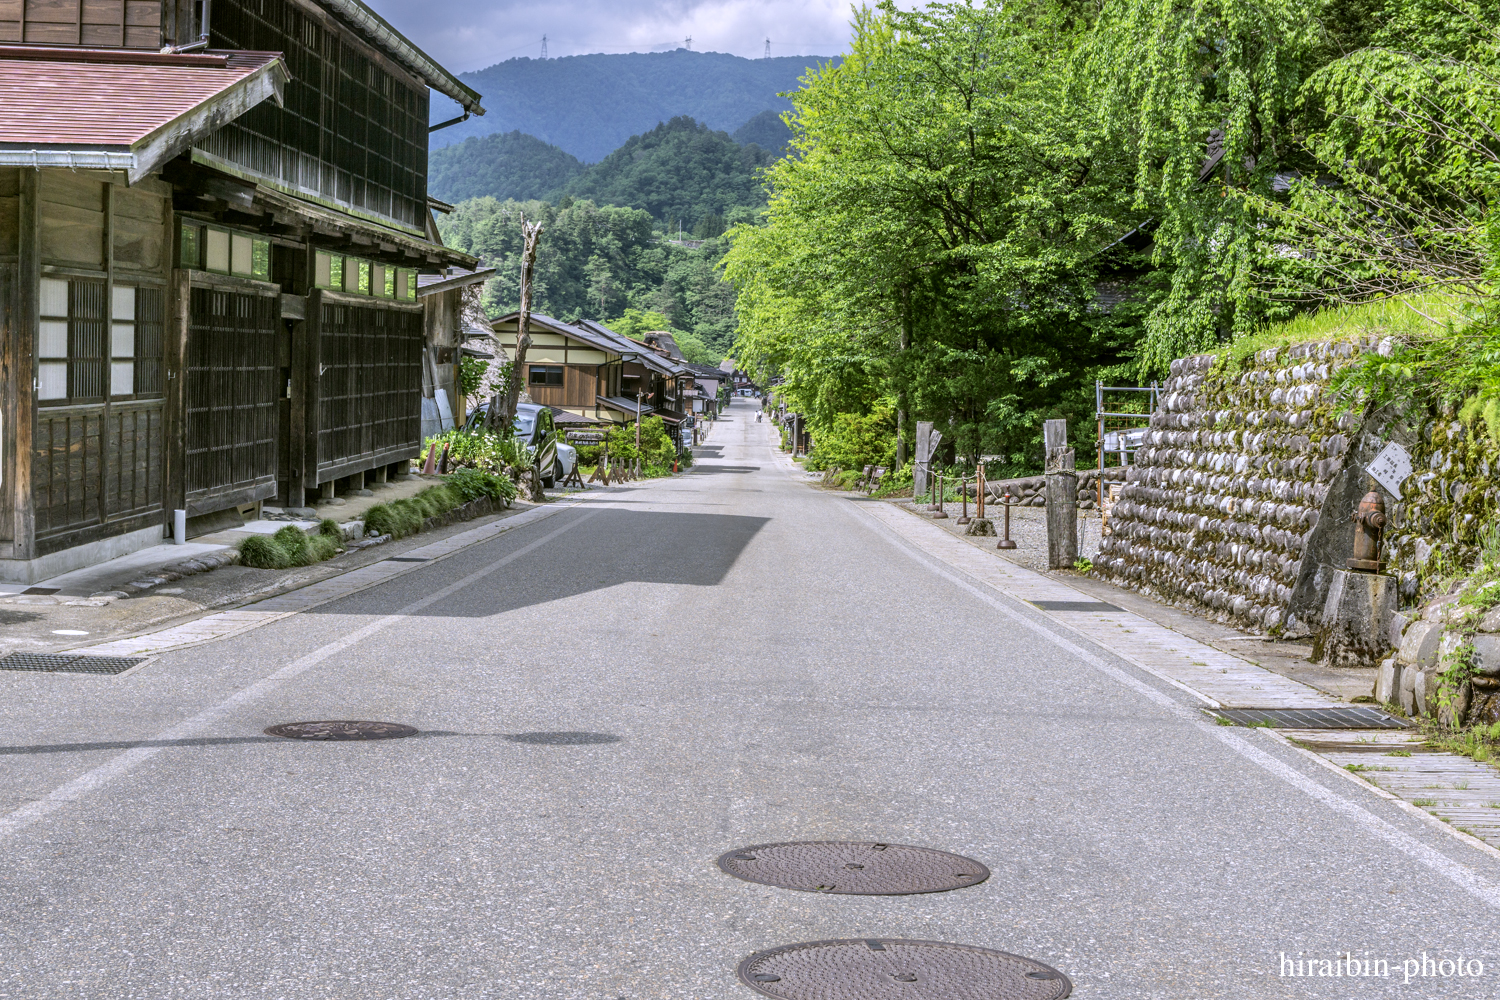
1376 657 1401 705
1400 664 1417 715
1398 620 1442 667
1316 570 1397 668
1473 634 1500 677
1414 668 1430 717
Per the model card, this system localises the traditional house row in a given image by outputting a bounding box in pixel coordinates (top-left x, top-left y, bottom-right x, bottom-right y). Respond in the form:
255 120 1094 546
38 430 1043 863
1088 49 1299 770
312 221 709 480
489 313 717 450
0 0 487 582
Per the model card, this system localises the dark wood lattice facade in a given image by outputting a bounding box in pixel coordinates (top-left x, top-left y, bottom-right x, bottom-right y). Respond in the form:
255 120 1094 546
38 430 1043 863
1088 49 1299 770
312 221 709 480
184 283 280 515
200 0 429 231
1 3 477 582
312 294 423 480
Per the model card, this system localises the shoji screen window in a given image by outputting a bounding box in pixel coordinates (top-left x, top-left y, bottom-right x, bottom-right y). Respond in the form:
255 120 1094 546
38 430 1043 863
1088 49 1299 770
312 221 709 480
36 277 106 404
38 278 69 401
112 286 136 397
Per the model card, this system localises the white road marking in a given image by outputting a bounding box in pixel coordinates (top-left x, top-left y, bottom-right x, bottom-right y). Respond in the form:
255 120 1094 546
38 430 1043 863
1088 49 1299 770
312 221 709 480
838 497 1500 910
0 508 600 840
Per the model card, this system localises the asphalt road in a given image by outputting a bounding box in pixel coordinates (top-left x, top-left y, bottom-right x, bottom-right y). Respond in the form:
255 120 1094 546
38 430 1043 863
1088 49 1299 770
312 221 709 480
3 398 1499 999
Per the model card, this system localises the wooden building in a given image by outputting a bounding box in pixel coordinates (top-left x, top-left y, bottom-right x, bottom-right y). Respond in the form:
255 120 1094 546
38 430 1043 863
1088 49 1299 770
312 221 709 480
489 313 695 446
0 0 485 582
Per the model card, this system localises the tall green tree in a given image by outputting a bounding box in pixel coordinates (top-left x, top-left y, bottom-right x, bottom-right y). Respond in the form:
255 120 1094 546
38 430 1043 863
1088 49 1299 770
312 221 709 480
725 0 1148 469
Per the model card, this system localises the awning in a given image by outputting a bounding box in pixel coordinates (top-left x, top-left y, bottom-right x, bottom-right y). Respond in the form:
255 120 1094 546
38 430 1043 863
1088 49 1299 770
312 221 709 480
548 406 604 425
598 396 655 417
655 411 685 425
0 47 288 184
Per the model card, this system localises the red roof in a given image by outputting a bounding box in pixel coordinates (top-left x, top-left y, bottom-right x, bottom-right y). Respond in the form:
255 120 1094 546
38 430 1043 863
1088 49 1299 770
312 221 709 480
0 47 286 156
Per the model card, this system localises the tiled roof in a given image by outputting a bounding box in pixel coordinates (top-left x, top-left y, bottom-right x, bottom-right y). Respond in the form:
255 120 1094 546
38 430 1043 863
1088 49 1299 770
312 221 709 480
0 48 286 180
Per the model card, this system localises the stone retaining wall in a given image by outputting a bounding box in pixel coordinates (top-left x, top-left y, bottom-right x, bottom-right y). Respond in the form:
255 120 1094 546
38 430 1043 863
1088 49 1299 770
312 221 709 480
1093 342 1388 634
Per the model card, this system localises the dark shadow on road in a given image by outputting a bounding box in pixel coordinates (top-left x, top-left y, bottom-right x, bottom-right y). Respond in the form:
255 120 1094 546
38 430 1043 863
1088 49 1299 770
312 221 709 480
0 730 625 755
0 610 45 625
316 508 770 618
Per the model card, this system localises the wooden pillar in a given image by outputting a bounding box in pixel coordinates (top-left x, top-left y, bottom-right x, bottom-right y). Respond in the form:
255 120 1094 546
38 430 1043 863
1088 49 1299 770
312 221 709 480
292 288 322 506
9 171 39 559
163 268 190 527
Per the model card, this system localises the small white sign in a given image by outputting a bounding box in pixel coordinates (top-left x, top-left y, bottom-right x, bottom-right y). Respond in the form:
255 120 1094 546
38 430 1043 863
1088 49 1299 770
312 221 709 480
1367 441 1413 496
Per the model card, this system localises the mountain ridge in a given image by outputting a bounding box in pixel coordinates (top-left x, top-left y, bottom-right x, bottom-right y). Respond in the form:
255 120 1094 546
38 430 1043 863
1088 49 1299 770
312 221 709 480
429 49 833 162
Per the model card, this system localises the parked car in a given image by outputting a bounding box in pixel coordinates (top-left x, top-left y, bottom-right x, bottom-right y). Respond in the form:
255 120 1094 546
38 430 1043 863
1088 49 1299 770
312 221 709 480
464 402 577 488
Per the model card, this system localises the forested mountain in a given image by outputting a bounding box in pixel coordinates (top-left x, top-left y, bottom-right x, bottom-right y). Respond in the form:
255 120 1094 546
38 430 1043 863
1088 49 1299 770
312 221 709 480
428 131 584 204
732 111 793 154
429 50 833 162
438 198 740 359
557 117 775 231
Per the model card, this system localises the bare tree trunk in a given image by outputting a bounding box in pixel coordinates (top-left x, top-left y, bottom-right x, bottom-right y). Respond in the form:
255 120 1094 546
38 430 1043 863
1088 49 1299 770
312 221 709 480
488 217 544 434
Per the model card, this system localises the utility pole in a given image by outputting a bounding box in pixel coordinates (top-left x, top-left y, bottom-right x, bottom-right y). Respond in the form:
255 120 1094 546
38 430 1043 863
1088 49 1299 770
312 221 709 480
540 35 548 59
764 38 770 58
635 390 643 457
684 36 692 51
490 216 543 436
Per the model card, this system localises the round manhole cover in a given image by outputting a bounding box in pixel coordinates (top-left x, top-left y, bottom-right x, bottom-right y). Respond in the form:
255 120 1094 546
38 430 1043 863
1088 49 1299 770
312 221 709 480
264 721 418 741
717 841 989 895
737 939 1071 999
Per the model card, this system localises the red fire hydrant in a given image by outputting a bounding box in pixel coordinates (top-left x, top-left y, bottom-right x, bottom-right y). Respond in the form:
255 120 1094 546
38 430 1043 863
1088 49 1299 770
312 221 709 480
1346 490 1386 572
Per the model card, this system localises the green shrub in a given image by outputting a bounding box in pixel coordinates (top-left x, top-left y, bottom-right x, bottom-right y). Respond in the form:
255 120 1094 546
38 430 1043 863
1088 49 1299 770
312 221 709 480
239 534 292 569
318 518 344 538
364 501 423 539
273 525 309 551
299 534 340 565
445 468 518 504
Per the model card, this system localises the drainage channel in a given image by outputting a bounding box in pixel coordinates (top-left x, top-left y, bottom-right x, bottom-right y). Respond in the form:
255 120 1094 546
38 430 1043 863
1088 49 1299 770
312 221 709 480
721 841 1070 997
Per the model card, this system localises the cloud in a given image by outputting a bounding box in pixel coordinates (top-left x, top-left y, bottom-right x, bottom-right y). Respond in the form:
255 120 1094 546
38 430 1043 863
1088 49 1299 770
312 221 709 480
380 0 859 75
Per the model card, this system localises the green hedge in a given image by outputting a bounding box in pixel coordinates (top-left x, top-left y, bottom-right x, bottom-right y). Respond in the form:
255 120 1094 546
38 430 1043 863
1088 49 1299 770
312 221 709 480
239 524 343 569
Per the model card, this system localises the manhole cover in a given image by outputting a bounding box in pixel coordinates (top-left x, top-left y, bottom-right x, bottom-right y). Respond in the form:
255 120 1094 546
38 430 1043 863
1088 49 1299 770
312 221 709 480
505 731 621 744
1211 707 1407 730
264 721 418 741
718 842 989 895
0 652 144 675
737 939 1071 999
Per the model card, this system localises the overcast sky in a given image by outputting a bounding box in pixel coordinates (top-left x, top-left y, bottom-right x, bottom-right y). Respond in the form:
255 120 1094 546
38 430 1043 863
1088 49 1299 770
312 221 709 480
379 0 862 75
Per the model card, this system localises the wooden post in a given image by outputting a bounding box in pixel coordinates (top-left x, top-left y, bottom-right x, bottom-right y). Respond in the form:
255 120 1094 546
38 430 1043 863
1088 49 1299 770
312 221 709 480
163 267 191 523
976 464 986 519
1044 418 1077 569
5 171 40 557
913 421 932 499
301 288 324 503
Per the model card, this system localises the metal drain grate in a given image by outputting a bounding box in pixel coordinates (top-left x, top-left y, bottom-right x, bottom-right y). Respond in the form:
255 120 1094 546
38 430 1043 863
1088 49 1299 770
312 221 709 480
737 939 1071 999
718 842 989 895
264 721 418 741
1028 600 1123 612
0 652 144 675
386 556 431 563
1211 707 1408 730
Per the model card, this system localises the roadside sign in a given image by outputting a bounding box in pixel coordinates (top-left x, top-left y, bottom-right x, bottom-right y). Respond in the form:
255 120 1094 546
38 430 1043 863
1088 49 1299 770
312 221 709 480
566 432 605 443
1367 441 1413 496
